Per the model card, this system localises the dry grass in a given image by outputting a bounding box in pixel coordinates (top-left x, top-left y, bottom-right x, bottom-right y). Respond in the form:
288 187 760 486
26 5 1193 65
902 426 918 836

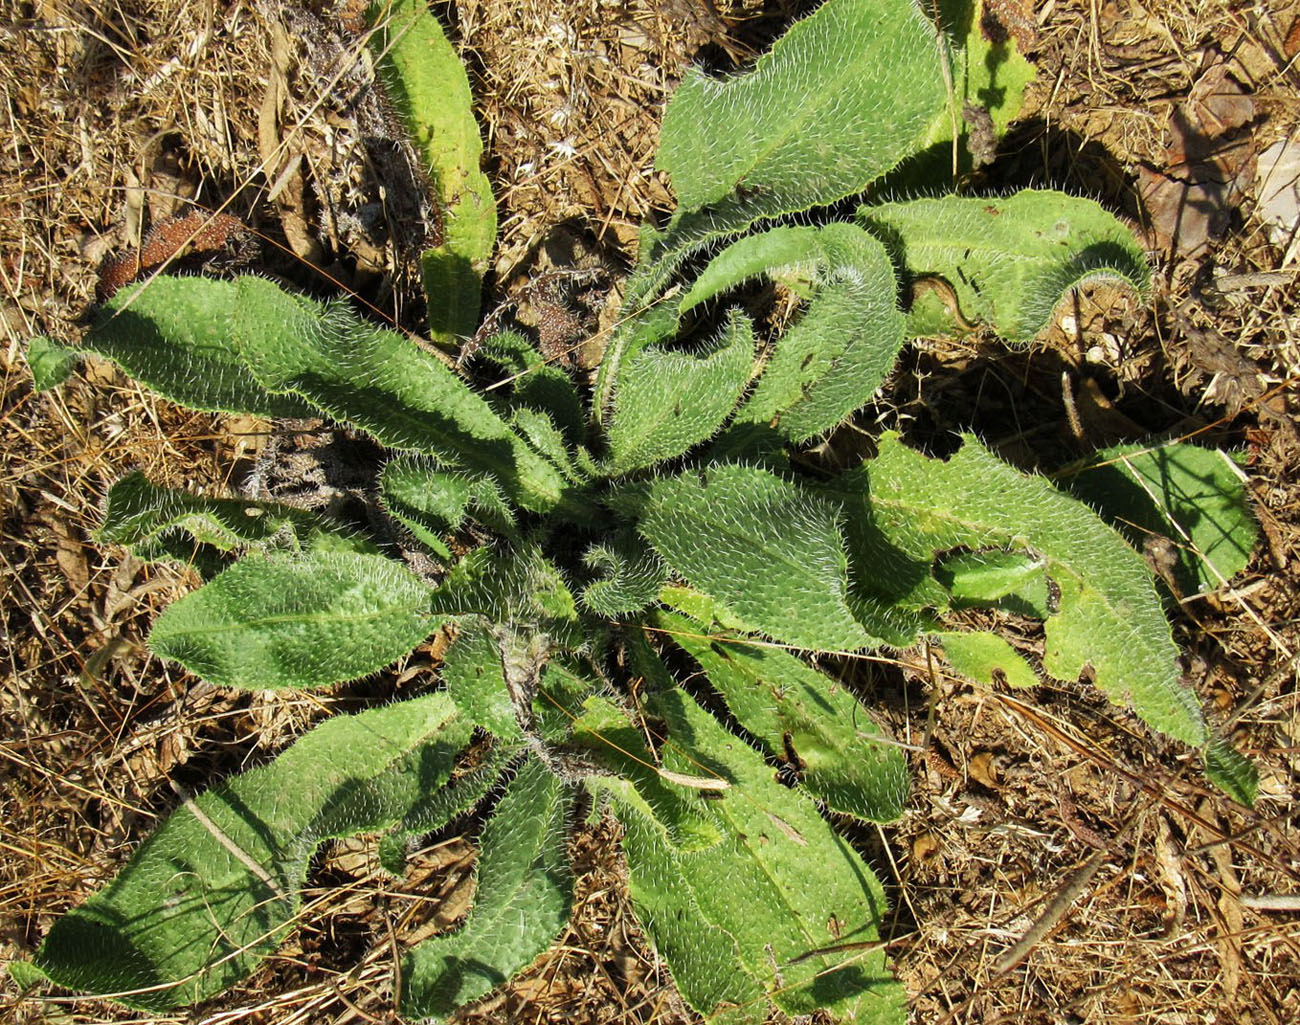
3 1 1299 1023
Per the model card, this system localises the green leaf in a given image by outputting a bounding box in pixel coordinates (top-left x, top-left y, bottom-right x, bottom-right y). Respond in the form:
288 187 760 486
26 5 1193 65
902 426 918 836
935 630 1038 689
429 543 581 647
81 278 314 417
368 0 496 343
475 330 585 444
98 472 373 557
580 534 668 617
25 335 79 391
532 657 604 742
441 618 522 742
657 583 751 635
403 758 572 1021
583 640 905 1023
934 548 1051 616
230 276 571 515
571 695 725 853
603 308 755 474
378 740 519 875
859 190 1151 343
7 959 44 990
380 455 517 558
149 549 436 690
600 222 904 449
840 433 1205 745
637 0 947 303
723 225 906 442
1061 442 1258 596
891 0 1036 183
510 406 587 485
639 464 880 652
31 694 470 1009
1203 736 1258 807
952 0 1036 140
654 610 909 821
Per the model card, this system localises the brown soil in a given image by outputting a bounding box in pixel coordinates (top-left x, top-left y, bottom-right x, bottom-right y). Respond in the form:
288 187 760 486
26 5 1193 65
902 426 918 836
3 1 1299 1023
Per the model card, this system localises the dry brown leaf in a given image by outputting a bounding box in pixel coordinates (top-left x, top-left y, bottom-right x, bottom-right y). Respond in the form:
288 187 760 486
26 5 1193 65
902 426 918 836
982 0 1038 52
1179 63 1256 151
1138 150 1254 258
1140 58 1259 258
968 750 1000 789
912 832 941 865
50 517 89 593
1154 815 1188 938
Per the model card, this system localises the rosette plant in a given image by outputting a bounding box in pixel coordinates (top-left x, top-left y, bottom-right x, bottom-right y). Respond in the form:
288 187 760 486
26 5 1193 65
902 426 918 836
17 0 1257 1022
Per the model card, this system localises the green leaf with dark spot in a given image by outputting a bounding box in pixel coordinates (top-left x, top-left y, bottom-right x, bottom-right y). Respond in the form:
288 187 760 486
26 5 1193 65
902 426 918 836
859 190 1151 343
936 631 1038 689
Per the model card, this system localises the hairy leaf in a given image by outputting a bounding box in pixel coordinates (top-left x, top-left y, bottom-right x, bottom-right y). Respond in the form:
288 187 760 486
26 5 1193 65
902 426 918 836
231 277 571 515
510 405 588 484
859 190 1151 343
654 610 909 821
379 740 519 875
25 335 79 391
441 618 522 741
635 0 947 304
640 464 880 652
30 694 469 1009
894 0 1036 181
720 224 906 441
149 549 436 690
935 630 1038 689
82 278 314 417
934 548 1051 616
475 329 585 443
429 544 584 650
601 223 904 449
403 757 572 1020
583 641 904 1022
1061 442 1258 595
657 583 751 635
1204 736 1258 808
380 456 517 558
840 433 1205 745
98 472 372 558
580 535 668 617
368 0 496 342
603 308 755 473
